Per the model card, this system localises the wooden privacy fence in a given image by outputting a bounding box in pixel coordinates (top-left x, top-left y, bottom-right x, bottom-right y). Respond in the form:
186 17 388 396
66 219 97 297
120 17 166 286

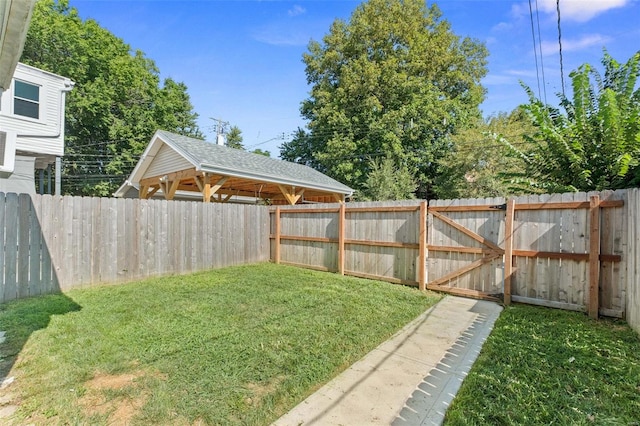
271 200 425 286
428 192 625 319
270 189 637 322
0 193 269 303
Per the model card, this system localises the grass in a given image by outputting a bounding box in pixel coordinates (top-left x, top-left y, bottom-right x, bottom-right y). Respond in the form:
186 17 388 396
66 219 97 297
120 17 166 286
0 262 441 425
444 304 640 425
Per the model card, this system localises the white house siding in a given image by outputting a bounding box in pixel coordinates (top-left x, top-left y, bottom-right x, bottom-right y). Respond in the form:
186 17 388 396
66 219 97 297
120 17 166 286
0 155 35 194
0 63 71 157
144 143 193 178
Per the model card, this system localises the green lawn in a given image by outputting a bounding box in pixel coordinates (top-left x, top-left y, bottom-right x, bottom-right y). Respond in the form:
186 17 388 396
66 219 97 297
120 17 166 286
444 304 640 425
0 263 441 425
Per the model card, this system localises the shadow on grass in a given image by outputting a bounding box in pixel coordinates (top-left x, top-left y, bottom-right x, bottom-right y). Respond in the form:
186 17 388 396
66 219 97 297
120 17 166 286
0 293 81 383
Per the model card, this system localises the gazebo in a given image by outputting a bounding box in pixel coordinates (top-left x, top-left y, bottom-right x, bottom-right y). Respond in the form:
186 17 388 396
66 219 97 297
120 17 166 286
114 130 354 204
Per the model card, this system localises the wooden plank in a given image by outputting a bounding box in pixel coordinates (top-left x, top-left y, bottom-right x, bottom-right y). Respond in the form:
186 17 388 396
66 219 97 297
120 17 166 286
338 203 345 275
116 195 127 281
59 196 73 289
504 199 515 305
76 197 88 285
428 200 623 212
598 190 624 316
28 194 42 296
626 189 640 332
274 207 281 264
426 284 501 301
17 194 31 298
511 295 586 312
88 197 99 283
275 235 335 244
0 194 6 302
430 210 503 252
280 260 331 272
139 167 201 187
599 308 623 319
344 239 419 249
419 201 427 291
428 254 501 287
345 269 419 287
427 245 504 255
533 193 550 302
40 195 54 292
515 200 623 210
511 250 620 262
4 193 18 301
589 195 600 319
428 204 503 212
345 205 420 213
276 207 341 214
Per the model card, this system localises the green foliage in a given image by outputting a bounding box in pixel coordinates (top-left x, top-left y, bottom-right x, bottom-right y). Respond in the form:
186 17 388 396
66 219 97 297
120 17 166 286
445 304 640 424
225 125 244 150
251 148 271 157
280 127 325 170
435 109 535 198
281 0 488 198
502 51 640 192
2 263 441 424
21 0 202 196
223 126 270 155
361 154 416 200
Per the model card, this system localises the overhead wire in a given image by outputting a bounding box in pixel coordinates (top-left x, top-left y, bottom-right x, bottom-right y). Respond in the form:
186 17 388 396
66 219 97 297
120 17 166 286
534 0 548 104
528 0 543 100
557 0 566 96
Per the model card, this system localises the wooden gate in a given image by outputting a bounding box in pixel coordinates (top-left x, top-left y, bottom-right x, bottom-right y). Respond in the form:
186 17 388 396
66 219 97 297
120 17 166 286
426 198 507 301
426 193 625 318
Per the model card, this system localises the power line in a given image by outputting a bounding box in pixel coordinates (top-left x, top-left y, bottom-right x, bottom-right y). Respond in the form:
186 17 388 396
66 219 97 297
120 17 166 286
528 0 543 100
557 0 566 97
534 0 548 104
245 133 287 149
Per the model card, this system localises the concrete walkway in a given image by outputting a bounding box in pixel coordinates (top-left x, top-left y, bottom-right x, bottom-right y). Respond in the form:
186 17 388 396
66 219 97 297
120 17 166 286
273 296 502 426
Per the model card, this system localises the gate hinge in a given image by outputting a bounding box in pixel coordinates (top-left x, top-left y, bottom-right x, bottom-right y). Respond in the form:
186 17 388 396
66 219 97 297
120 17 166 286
489 203 507 210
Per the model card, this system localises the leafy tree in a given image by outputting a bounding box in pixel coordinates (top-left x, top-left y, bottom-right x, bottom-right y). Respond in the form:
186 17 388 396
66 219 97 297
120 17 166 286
503 51 640 192
361 155 416 200
435 109 534 198
251 149 271 157
280 128 324 170
21 0 201 196
225 126 244 150
282 0 488 198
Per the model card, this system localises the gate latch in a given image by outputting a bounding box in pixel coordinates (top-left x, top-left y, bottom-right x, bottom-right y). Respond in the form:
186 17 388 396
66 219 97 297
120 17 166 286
489 203 507 210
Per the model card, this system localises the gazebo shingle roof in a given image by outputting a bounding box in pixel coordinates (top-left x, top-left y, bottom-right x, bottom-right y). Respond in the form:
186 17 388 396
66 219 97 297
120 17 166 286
114 130 353 204
159 130 353 194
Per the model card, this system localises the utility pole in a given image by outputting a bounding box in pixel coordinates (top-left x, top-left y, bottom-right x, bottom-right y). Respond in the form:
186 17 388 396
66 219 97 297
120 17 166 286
210 117 230 145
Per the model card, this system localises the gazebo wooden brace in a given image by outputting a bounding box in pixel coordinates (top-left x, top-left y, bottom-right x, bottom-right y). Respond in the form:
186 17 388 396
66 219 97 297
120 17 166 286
278 185 305 205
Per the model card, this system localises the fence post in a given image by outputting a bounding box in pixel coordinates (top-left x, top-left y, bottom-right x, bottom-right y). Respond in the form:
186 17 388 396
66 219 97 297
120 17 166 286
589 195 601 319
274 207 281 264
338 203 345 275
503 198 516 305
419 201 427 291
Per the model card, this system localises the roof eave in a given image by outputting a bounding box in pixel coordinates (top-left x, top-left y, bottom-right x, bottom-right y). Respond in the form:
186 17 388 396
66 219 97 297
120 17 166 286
199 162 353 196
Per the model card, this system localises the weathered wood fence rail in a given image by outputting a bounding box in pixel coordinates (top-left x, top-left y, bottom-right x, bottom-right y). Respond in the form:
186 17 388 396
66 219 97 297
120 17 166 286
270 189 640 331
0 193 269 302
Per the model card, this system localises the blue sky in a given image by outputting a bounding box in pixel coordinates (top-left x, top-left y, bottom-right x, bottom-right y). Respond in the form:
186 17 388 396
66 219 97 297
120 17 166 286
70 0 640 156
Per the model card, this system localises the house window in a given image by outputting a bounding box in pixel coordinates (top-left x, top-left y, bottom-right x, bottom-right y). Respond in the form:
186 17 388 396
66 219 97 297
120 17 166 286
14 80 40 119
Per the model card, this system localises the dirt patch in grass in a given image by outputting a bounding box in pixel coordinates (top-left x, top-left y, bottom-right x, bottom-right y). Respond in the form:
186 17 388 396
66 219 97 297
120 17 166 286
79 370 161 425
245 375 285 406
